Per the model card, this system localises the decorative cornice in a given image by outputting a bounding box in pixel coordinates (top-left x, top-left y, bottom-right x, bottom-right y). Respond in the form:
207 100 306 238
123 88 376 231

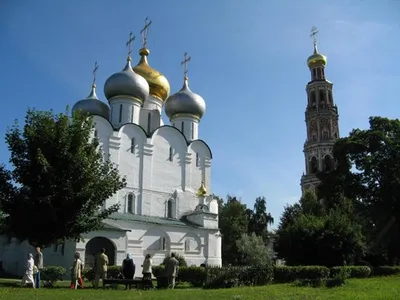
185 152 192 164
143 143 154 156
109 135 121 149
204 158 212 167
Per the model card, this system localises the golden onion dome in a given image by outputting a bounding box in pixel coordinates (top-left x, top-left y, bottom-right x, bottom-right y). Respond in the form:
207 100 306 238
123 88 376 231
197 181 207 196
307 44 327 68
133 48 170 101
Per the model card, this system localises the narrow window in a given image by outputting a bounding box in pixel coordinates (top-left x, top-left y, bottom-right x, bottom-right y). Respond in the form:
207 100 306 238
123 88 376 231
130 138 135 154
127 194 134 214
147 112 151 133
94 130 98 138
61 241 65 256
131 106 134 123
312 69 317 79
110 106 114 121
169 147 173 162
185 239 191 252
317 68 322 79
181 122 185 134
53 244 58 253
196 153 200 167
167 200 173 218
119 104 123 123
160 237 166 250
191 123 194 139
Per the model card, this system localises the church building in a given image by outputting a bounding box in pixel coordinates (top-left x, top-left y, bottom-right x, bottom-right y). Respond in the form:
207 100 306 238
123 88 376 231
300 27 340 193
0 20 222 276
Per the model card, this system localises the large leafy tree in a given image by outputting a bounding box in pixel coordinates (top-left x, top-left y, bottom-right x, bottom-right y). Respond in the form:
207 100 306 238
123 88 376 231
247 197 274 242
219 196 249 265
236 232 272 266
0 108 126 246
274 191 365 266
318 117 400 264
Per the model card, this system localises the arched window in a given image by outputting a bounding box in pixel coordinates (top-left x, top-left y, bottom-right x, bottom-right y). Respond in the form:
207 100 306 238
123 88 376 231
119 104 123 123
167 200 173 219
130 138 135 154
159 237 166 250
127 194 135 214
147 112 151 133
310 157 318 174
184 239 191 252
168 147 173 162
324 155 334 172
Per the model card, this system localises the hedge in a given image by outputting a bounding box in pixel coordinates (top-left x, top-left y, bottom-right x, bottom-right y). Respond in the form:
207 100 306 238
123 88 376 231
373 266 400 276
273 266 330 283
330 266 371 278
40 266 66 287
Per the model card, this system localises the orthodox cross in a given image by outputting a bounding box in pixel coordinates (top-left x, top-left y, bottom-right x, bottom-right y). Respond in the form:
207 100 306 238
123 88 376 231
181 52 191 78
310 26 319 46
126 32 135 57
92 61 98 86
140 17 152 48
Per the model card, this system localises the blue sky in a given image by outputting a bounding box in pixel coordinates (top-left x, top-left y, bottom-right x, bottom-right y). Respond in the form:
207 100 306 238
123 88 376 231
0 0 399 227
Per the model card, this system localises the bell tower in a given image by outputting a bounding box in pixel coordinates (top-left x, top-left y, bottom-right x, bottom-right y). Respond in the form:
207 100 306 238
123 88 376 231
300 27 340 194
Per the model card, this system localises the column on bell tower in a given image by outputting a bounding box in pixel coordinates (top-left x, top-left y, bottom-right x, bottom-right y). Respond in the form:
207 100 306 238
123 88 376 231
300 27 340 194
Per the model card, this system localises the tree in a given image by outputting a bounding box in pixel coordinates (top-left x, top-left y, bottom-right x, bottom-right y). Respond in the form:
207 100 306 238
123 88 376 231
219 196 249 265
0 108 126 246
274 192 365 266
247 197 274 242
318 117 400 264
236 233 272 266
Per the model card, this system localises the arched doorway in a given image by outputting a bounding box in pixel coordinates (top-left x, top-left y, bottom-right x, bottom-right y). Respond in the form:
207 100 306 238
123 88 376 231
85 237 116 267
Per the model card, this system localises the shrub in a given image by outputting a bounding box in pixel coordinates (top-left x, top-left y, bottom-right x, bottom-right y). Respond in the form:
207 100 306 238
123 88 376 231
330 266 371 278
162 254 187 267
82 265 122 286
273 266 330 283
178 266 207 287
41 266 66 287
373 266 400 276
203 265 273 289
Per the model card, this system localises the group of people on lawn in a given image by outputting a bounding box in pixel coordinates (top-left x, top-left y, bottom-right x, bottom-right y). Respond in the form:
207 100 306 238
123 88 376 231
21 247 180 289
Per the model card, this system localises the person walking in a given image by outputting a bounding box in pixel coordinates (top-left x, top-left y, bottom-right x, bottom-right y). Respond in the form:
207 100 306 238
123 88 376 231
94 248 108 289
34 247 43 288
21 253 35 288
142 254 154 289
70 252 84 289
165 253 179 289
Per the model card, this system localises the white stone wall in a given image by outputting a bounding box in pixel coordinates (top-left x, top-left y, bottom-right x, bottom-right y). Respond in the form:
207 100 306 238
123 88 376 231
92 116 212 219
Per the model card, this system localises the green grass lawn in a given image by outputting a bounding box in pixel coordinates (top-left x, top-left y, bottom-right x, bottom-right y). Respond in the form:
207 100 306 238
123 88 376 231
0 276 399 300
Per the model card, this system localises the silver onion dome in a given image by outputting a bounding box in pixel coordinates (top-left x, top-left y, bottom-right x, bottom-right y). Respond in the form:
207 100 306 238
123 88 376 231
165 77 206 119
104 58 149 103
72 84 110 119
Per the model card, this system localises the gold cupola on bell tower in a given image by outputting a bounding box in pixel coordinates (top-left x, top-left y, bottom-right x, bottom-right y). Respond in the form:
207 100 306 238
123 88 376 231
132 18 170 102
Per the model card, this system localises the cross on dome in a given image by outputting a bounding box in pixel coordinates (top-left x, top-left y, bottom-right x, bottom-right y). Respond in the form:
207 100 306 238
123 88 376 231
92 61 98 87
181 52 191 79
140 17 152 48
126 32 135 59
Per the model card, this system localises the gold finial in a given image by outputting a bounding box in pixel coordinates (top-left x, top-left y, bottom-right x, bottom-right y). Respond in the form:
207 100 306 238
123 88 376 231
197 180 207 196
92 61 98 87
181 52 191 79
126 32 135 61
140 17 152 48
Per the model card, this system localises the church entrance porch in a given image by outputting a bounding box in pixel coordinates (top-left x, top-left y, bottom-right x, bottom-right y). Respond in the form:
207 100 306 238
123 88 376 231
85 237 116 267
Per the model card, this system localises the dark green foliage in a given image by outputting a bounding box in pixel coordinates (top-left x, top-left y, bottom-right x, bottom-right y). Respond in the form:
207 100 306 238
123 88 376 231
318 117 400 265
330 266 371 278
41 266 66 287
82 265 121 285
203 265 273 289
246 197 274 242
273 266 330 283
218 196 249 265
0 108 126 246
177 266 207 287
373 266 400 276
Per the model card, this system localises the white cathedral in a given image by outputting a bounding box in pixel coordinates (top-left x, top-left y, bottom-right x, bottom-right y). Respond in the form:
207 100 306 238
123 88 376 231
0 24 222 276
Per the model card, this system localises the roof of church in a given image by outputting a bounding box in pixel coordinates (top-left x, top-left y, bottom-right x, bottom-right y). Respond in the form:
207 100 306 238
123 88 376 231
107 212 198 228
